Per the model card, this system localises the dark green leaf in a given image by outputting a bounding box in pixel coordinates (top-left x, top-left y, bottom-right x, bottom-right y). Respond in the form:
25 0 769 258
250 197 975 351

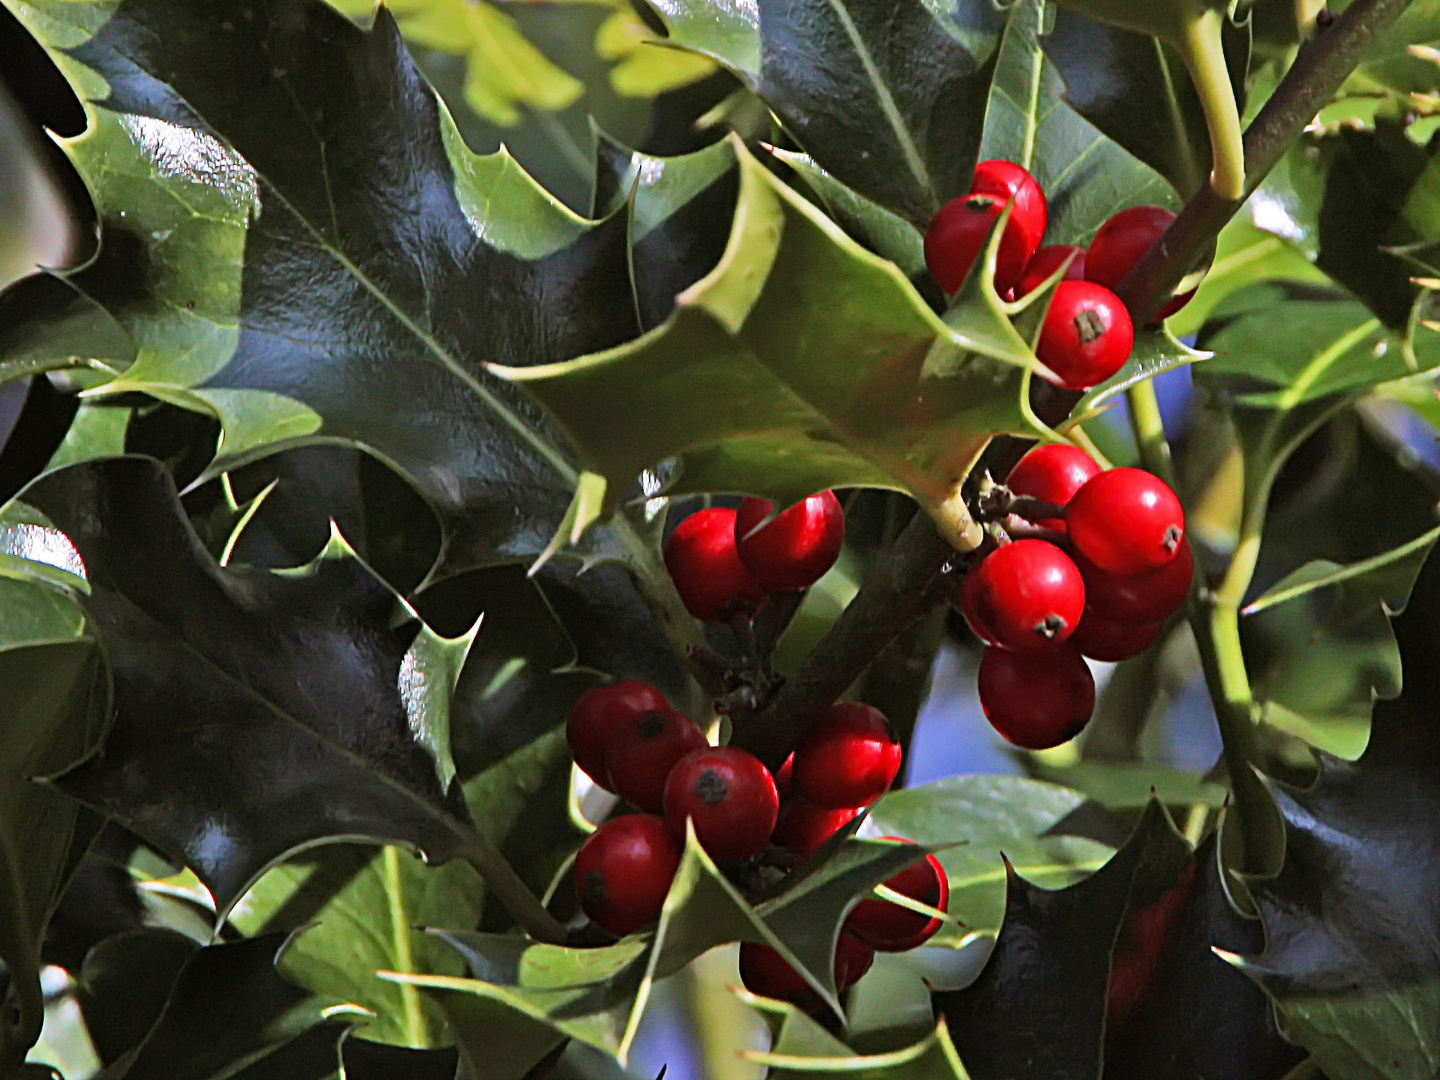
22 457 483 919
747 1014 971 1078
933 801 1192 1080
1073 327 1207 417
0 274 133 387
869 775 1117 933
646 0 1006 227
1027 761 1228 811
95 932 350 1080
74 929 199 1066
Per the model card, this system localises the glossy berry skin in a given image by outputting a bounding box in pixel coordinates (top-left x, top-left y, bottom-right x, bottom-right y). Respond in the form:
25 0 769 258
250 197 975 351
793 703 903 809
576 815 682 937
664 746 779 862
735 491 845 593
970 160 1048 264
664 507 767 623
844 845 949 952
1005 443 1101 531
772 798 860 855
1068 468 1185 577
1015 244 1086 299
604 708 708 812
924 193 1030 296
1069 608 1162 663
1085 205 1195 320
567 680 670 791
962 540 1086 653
958 566 999 646
1076 536 1193 624
978 645 1095 749
738 935 874 1012
1036 281 1134 391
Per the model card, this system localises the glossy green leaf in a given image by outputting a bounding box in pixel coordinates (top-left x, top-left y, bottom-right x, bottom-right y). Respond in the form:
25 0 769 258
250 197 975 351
934 800 1191 1080
747 1016 972 1079
94 933 350 1080
1026 760 1228 810
868 776 1116 934
499 141 1041 516
1245 526 1440 618
0 274 132 387
14 0 645 579
20 457 486 920
1072 326 1208 417
74 929 199 1067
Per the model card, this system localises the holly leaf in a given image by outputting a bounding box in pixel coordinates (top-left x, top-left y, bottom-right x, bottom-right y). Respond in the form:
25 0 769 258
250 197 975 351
745 1015 972 1079
1236 644 1440 1080
0 274 133 387
19 456 495 922
644 0 1006 227
933 800 1191 1080
0 579 103 1071
93 932 352 1080
869 775 1117 934
1025 760 1228 811
74 929 199 1067
13 0 645 579
499 141 1043 516
1073 327 1208 417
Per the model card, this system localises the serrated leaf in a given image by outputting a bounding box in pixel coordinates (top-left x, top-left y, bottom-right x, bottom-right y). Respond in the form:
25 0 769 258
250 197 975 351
498 141 1041 516
15 0 646 579
868 776 1118 934
747 1017 972 1079
0 274 133 387
20 457 488 920
933 801 1191 1080
93 933 350 1080
74 929 199 1067
1245 526 1440 618
1026 760 1228 810
1073 327 1208 416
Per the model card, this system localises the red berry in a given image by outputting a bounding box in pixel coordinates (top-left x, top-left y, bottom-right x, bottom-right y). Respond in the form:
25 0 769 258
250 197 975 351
735 491 845 593
962 540 1086 653
924 193 1030 296
1005 443 1102 532
576 815 681 937
1085 205 1195 320
1076 536 1193 624
1015 244 1085 299
977 646 1095 749
664 507 767 623
664 746 779 861
1068 468 1185 577
958 566 999 646
604 708 708 812
844 844 949 952
772 798 860 854
970 160 1047 265
1036 280 1134 391
1069 609 1162 663
567 680 670 791
738 935 874 1012
792 703 902 809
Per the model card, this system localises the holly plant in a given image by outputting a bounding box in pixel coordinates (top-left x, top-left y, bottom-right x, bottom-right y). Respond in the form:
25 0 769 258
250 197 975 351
1 0 1440 1076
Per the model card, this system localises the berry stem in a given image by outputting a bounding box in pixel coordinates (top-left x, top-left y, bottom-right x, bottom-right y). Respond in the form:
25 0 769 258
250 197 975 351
1178 6 1245 201
1126 380 1177 488
456 824 570 944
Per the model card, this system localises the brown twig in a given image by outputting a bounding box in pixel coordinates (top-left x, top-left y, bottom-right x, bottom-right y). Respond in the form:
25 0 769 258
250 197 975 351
728 0 1415 768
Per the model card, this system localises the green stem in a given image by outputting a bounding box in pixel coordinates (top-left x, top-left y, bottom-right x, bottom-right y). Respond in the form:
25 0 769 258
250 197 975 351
1126 379 1177 486
457 825 569 944
1179 7 1246 200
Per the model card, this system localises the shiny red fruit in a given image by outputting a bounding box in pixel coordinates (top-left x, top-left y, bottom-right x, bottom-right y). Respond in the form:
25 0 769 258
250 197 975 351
738 934 874 1012
735 491 845 593
924 193 1030 296
1005 443 1102 532
1015 244 1085 299
576 814 682 937
1068 468 1185 577
845 843 949 952
1085 205 1195 320
772 798 861 855
978 646 1095 749
962 540 1086 653
664 507 768 623
605 708 708 812
958 564 999 646
793 703 903 809
1077 536 1194 624
664 746 779 861
1069 608 1162 663
971 160 1048 265
1036 281 1134 391
567 680 670 791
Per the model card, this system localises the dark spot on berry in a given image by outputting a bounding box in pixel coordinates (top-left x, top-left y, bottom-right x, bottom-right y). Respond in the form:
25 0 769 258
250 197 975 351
694 768 729 805
1163 525 1181 553
636 712 666 738
1038 614 1066 639
1074 308 1106 344
584 868 608 909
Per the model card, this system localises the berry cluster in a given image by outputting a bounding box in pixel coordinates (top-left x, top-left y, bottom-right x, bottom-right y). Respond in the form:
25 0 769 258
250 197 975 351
961 446 1190 749
925 161 1195 390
